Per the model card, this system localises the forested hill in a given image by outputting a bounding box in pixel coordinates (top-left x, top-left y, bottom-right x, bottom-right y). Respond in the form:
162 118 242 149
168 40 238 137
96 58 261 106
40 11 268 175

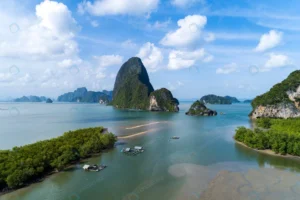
57 87 112 103
200 94 232 104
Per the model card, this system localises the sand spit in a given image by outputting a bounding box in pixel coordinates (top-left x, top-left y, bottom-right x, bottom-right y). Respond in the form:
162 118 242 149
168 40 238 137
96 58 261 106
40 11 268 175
125 121 168 130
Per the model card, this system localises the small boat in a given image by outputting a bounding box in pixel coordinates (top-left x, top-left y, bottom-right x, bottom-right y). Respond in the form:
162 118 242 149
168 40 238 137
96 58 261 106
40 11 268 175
171 136 180 139
83 164 107 172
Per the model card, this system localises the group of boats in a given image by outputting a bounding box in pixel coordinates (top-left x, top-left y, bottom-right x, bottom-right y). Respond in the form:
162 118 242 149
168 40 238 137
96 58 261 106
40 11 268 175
82 164 107 172
121 146 145 156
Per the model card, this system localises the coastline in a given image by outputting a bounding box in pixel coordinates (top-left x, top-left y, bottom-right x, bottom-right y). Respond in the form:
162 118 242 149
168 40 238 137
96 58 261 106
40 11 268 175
234 139 300 160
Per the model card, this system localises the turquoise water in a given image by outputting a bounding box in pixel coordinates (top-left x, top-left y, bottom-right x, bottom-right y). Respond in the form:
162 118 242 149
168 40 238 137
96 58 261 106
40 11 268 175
0 102 300 200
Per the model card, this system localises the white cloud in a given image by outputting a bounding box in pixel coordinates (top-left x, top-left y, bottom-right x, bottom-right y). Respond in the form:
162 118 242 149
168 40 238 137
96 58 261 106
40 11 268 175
136 42 164 72
109 73 116 79
0 0 80 60
160 15 207 48
168 81 184 91
19 73 34 84
262 53 291 71
93 55 123 68
78 0 159 16
147 19 171 30
216 63 238 74
58 58 83 68
91 20 99 27
255 30 283 52
0 73 14 83
204 33 215 42
168 48 212 70
95 71 107 79
171 0 205 8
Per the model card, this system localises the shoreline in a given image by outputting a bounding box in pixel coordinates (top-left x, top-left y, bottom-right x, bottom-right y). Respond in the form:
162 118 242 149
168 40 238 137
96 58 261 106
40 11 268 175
124 121 167 130
234 139 300 160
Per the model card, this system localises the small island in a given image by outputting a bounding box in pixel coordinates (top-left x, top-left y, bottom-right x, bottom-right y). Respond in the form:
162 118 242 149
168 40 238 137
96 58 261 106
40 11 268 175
14 96 49 102
0 127 116 192
186 100 217 116
234 70 300 158
46 98 53 103
200 94 232 104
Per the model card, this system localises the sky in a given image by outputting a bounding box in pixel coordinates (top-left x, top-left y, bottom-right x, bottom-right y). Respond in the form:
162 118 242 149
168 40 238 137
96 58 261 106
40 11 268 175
0 0 300 100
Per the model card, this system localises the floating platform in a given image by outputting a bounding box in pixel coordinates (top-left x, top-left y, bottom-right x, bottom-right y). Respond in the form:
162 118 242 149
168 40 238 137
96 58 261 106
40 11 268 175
121 146 144 156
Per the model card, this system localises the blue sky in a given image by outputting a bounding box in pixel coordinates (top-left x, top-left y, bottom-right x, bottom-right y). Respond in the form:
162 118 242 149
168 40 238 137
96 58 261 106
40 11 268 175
0 0 299 100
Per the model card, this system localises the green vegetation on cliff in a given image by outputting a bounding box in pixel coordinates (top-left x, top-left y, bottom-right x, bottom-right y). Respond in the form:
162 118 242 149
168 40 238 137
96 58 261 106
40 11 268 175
0 127 116 190
200 95 232 104
186 100 217 116
234 118 300 156
252 70 300 109
149 88 179 112
112 57 154 110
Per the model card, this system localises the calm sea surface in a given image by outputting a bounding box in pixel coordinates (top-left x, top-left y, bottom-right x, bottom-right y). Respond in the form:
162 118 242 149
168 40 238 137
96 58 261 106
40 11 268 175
0 102 300 200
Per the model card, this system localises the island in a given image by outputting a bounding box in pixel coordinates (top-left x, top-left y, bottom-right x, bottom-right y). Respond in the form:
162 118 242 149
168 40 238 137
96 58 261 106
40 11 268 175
185 100 217 116
0 127 116 191
200 94 232 104
234 70 300 157
224 96 240 103
111 57 179 112
243 99 252 103
46 98 53 103
14 96 49 102
57 87 112 104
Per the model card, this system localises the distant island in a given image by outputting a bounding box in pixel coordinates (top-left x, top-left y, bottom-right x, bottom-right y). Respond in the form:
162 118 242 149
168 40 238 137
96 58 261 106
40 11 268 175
0 127 116 192
57 87 112 104
243 99 252 103
234 70 300 158
200 94 232 104
186 100 217 116
224 96 240 103
112 57 179 112
14 96 50 102
46 98 53 103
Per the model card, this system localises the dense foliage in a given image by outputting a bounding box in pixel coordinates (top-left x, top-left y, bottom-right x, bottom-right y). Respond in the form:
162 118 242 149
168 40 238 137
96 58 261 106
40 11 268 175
234 118 300 156
57 87 111 103
186 100 217 116
251 70 300 109
149 88 179 112
112 57 154 110
200 94 232 104
0 127 116 190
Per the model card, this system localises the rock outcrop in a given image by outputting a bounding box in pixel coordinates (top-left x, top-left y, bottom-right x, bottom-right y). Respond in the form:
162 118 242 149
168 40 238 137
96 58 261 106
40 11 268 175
112 57 179 112
251 70 300 119
149 88 179 112
46 98 53 103
186 100 217 116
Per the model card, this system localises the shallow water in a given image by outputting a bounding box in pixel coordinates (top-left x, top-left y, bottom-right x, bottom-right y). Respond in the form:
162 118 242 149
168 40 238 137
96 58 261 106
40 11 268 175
0 102 300 200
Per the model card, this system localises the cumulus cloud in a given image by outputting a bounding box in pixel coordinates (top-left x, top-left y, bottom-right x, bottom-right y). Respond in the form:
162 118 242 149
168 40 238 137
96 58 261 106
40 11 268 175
78 0 159 16
58 58 83 68
216 63 238 74
262 53 291 71
168 48 212 70
171 0 205 8
160 15 207 48
93 55 123 68
136 42 164 72
204 33 215 42
255 30 283 52
0 0 80 60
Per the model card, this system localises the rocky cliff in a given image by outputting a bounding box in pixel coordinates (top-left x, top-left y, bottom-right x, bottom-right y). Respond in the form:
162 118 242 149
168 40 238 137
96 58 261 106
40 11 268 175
112 57 179 112
251 70 300 119
149 88 179 112
186 100 217 116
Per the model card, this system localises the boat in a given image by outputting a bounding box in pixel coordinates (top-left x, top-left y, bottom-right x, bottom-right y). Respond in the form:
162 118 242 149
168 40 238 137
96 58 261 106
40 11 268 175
121 146 144 155
171 136 180 139
83 164 107 172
